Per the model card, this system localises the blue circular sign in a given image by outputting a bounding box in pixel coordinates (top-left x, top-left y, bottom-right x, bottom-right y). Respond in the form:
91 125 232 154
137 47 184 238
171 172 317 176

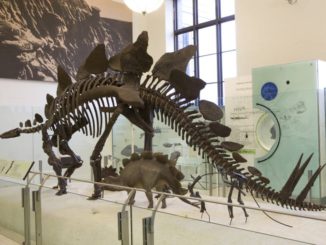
261 82 278 101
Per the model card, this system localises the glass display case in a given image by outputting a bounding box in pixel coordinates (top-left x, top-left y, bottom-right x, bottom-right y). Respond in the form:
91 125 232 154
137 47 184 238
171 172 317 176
1 60 326 244
1 174 324 245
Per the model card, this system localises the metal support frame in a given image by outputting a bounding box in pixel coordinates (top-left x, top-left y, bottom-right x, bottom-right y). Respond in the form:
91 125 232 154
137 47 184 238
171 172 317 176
118 211 130 245
31 171 50 245
118 189 136 245
21 186 31 245
103 156 109 168
142 194 166 245
22 172 38 245
142 217 153 245
208 162 214 196
38 160 43 184
19 170 326 245
32 190 42 245
218 171 226 197
308 170 313 202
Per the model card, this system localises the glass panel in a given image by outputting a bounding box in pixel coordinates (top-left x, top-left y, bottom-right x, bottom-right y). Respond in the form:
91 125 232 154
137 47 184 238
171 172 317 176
199 54 217 83
200 82 218 103
222 82 225 105
222 50 237 79
221 20 236 52
155 210 312 245
177 32 195 76
177 32 194 49
186 58 195 76
198 26 216 56
0 176 25 244
112 107 202 181
220 0 235 17
0 106 34 161
179 161 218 190
0 180 25 244
112 116 135 171
177 0 193 29
198 0 216 24
41 187 122 245
130 206 153 243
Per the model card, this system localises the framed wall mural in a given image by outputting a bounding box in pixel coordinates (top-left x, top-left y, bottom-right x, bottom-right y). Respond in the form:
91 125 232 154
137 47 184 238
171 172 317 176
0 0 132 81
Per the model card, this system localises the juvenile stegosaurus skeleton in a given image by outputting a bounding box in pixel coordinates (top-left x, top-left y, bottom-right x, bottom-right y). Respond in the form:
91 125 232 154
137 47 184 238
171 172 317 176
102 151 187 209
1 31 325 214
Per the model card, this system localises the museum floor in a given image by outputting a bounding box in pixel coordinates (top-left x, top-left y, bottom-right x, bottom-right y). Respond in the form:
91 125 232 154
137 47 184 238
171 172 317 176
0 180 326 245
0 234 18 245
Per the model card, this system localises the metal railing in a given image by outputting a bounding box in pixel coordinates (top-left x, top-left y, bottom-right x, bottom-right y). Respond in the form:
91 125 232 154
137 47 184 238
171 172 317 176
2 167 326 245
28 171 326 221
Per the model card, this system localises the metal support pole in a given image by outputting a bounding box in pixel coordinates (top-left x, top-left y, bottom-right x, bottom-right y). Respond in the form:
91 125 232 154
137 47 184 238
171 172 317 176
118 211 130 245
204 162 208 190
130 205 133 245
131 125 135 154
104 156 109 168
118 189 136 245
38 160 43 185
32 190 42 245
142 194 166 245
21 187 31 245
142 217 153 245
218 172 226 198
31 174 50 245
308 170 313 202
208 162 213 196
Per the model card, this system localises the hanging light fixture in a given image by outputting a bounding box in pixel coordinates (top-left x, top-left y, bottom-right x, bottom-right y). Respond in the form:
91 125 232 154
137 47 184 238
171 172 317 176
123 0 164 15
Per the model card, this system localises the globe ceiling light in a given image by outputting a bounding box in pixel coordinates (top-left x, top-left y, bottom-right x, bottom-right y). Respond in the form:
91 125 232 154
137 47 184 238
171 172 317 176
123 0 164 15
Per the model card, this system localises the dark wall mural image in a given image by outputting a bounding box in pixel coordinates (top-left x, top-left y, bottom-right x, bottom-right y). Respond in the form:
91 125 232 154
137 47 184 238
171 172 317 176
0 0 132 82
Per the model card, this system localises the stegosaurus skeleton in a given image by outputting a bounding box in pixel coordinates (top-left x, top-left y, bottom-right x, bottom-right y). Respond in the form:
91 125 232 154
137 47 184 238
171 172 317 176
1 31 325 214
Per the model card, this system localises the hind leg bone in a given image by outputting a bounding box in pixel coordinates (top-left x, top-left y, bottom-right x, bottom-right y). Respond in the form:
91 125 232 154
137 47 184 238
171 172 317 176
41 128 66 195
89 106 123 199
145 190 154 208
237 182 249 221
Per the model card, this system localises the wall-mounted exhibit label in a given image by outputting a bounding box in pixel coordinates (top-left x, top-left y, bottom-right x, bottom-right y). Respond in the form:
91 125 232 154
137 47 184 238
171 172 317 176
0 159 34 180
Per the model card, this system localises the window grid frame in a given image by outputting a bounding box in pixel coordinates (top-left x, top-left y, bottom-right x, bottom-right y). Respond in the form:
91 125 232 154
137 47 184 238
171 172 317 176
173 0 235 106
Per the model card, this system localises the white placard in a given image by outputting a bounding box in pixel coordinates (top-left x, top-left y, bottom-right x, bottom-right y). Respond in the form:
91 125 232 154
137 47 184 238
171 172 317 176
0 159 34 180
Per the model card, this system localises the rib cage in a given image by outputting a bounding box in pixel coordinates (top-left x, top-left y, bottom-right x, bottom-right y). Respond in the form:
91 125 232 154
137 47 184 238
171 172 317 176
49 73 120 137
139 76 326 211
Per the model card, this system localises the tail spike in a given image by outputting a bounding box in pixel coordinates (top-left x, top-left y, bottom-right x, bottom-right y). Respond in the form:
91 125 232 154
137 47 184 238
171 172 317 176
296 164 326 204
279 153 313 200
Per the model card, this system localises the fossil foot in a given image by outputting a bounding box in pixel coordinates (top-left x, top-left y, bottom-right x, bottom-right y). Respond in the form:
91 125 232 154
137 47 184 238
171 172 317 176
56 189 67 195
88 193 101 200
